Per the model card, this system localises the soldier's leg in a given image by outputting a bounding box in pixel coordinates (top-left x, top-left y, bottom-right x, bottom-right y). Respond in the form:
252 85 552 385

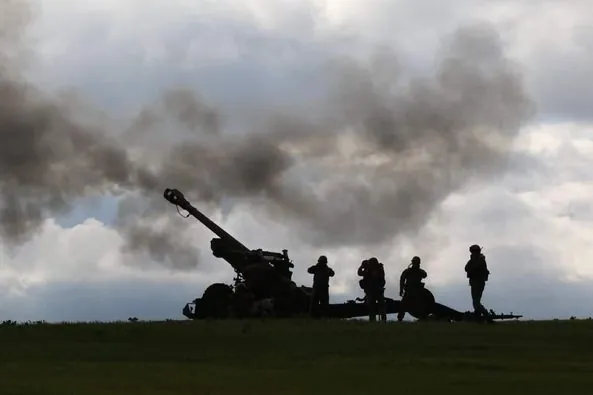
310 288 320 317
470 283 481 313
378 290 387 322
371 292 380 321
471 282 489 319
397 292 407 321
367 291 377 321
320 287 329 317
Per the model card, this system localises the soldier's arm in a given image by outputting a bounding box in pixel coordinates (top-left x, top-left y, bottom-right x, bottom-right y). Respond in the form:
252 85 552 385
465 261 472 275
328 268 335 277
307 265 316 274
421 269 427 278
399 269 407 291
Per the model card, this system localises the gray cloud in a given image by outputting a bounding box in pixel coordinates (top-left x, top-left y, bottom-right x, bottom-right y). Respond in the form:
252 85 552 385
28 1 593 124
528 22 593 122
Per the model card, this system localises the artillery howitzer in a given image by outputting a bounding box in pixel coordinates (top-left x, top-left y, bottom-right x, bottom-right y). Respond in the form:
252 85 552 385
163 188 522 322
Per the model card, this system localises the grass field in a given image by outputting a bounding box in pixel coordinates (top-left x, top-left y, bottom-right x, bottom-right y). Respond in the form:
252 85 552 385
0 318 592 395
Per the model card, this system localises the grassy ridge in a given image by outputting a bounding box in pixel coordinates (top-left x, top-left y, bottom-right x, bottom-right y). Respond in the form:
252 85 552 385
0 319 592 394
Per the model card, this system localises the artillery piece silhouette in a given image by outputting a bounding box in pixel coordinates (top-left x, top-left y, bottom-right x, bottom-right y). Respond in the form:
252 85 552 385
164 188 521 322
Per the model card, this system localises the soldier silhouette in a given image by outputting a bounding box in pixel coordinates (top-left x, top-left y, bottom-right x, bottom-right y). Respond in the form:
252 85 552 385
307 255 335 317
357 257 386 321
397 256 427 322
465 244 493 323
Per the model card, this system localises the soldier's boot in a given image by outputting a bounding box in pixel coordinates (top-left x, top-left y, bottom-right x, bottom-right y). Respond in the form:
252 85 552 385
474 304 492 324
397 295 406 321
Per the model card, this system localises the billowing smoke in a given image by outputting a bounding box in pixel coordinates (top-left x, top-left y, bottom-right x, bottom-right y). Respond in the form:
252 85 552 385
271 25 536 246
0 0 534 270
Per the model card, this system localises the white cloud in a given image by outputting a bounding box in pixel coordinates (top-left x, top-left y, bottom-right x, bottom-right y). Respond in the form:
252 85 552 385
20 0 593 123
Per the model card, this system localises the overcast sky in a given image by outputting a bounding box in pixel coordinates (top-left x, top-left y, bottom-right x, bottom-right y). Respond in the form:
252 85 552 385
1 0 593 322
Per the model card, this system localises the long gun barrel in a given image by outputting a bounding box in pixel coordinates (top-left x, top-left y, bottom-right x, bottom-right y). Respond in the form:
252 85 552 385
164 188 297 304
163 188 249 254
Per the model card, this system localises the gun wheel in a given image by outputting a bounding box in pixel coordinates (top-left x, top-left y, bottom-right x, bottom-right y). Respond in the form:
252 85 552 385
201 283 234 319
406 288 436 319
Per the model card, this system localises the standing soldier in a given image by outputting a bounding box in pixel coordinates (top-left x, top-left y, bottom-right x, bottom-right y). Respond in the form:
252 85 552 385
357 257 387 322
465 244 493 323
307 255 335 317
397 256 428 322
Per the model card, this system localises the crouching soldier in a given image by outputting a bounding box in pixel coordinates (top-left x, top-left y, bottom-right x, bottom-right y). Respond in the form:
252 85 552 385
307 255 335 317
397 256 427 321
357 257 387 322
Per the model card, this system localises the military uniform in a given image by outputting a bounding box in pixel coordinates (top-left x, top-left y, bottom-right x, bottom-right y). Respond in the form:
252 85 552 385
465 245 492 323
397 256 427 321
307 255 335 317
357 257 387 321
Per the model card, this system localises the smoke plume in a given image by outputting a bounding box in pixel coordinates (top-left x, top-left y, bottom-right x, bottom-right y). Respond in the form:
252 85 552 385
0 0 534 270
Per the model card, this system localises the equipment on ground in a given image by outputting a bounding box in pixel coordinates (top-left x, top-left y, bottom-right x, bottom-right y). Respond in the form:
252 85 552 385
163 188 522 322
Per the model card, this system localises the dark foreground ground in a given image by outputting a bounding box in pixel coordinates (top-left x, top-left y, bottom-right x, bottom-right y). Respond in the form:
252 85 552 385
0 318 592 394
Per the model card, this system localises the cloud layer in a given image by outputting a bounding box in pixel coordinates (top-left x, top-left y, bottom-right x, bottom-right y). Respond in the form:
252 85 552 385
1 0 592 321
1 0 534 258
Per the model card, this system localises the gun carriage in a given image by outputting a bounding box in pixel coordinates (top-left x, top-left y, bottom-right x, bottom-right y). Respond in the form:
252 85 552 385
164 188 521 322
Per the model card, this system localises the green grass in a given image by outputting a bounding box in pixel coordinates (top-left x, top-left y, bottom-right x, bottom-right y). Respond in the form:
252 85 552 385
0 318 592 394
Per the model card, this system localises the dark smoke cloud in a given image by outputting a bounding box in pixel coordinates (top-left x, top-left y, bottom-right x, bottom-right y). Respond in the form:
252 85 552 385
0 1 176 266
0 1 535 270
270 23 536 247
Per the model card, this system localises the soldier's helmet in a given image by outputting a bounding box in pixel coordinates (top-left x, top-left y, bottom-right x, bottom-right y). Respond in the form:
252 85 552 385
469 244 481 253
318 255 328 264
368 257 379 265
411 256 421 265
